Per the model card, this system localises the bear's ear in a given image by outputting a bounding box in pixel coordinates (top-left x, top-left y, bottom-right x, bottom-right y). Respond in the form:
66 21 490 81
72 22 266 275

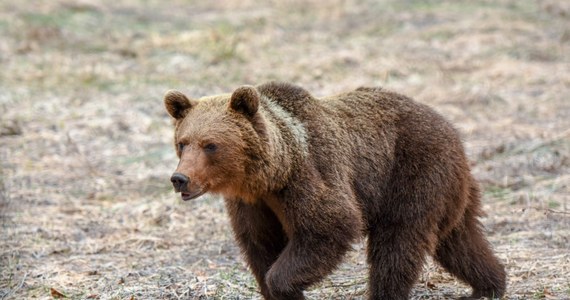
164 90 193 119
229 85 259 117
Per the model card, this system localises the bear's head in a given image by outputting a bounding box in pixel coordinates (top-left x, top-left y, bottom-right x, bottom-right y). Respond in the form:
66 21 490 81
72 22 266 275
164 86 267 201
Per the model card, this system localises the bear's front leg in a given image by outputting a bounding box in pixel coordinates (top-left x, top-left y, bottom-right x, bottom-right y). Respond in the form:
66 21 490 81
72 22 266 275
224 198 288 299
264 227 355 300
263 189 361 300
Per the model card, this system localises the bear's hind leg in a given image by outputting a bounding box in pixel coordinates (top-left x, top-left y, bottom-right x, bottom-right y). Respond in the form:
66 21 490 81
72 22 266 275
367 222 435 300
434 200 506 299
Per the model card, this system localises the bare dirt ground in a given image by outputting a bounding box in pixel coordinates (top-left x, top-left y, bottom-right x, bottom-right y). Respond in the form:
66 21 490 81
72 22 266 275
1 0 569 299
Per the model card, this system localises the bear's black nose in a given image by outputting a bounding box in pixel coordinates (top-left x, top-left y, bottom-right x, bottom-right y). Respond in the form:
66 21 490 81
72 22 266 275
170 173 189 192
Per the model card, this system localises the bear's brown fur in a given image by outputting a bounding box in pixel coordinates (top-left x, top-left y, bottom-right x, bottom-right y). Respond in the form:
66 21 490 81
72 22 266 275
164 82 506 300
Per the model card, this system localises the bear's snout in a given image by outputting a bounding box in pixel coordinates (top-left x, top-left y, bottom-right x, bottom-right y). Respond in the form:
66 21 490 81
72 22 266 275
170 172 189 193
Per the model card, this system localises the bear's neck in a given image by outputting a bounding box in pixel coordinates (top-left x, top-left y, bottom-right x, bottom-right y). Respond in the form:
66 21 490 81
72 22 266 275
239 97 309 203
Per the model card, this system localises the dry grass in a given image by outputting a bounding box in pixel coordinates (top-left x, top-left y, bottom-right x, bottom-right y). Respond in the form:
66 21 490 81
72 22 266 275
1 0 569 299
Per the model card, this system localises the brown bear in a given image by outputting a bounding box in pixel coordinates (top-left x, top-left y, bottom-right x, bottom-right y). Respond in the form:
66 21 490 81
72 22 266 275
164 82 506 300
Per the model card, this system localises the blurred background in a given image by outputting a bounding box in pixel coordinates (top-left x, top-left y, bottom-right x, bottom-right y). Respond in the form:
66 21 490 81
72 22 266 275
1 0 569 299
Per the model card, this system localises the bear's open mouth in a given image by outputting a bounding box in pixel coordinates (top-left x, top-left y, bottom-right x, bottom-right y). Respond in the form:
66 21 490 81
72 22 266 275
180 189 206 201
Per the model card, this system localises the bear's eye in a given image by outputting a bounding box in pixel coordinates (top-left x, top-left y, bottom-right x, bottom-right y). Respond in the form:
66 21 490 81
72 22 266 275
177 143 185 152
203 143 218 153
